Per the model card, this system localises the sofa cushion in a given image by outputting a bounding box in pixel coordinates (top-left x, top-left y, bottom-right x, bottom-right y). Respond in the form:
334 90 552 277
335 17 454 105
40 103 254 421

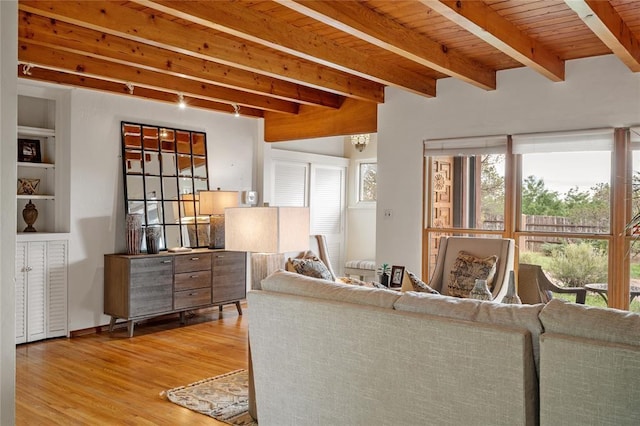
394 292 544 371
406 270 439 294
261 270 401 309
539 298 640 347
447 251 497 298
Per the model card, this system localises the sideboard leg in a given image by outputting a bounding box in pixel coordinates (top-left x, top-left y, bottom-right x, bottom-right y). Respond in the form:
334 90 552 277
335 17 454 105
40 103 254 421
109 316 117 332
235 301 243 315
127 320 135 338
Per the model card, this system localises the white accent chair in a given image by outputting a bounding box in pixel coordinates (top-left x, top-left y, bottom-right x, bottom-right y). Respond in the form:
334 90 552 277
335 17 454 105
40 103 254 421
412 236 515 301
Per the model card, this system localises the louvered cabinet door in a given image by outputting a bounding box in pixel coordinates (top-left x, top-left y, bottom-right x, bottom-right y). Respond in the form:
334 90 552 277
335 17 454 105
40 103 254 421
15 243 28 344
46 240 68 338
16 239 69 344
26 241 47 343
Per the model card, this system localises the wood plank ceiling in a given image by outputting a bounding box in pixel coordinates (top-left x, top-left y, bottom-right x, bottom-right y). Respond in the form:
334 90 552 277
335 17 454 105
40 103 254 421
16 1 640 141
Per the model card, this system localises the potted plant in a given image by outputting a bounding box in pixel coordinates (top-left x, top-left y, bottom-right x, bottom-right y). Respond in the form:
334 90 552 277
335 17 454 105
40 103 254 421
377 263 391 287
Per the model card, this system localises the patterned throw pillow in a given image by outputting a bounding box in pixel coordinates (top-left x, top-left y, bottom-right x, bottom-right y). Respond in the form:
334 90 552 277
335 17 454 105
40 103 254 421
288 257 334 281
339 277 387 289
447 251 498 298
406 270 439 294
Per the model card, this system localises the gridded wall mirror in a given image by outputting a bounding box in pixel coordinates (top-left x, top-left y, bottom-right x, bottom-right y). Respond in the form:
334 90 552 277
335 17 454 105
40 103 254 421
121 121 210 249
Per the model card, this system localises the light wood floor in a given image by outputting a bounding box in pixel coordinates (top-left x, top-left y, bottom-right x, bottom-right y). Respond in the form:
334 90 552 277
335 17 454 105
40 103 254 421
16 305 248 425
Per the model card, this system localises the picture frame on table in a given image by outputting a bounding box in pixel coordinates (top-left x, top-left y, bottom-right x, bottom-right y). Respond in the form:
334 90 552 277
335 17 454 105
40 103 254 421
390 265 405 288
18 139 42 163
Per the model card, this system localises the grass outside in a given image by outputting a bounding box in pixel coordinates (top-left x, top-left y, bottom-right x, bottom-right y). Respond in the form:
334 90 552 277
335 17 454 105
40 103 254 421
520 252 640 313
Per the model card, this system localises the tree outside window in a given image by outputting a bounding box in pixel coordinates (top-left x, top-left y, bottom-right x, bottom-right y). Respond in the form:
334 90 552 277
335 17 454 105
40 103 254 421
359 162 377 202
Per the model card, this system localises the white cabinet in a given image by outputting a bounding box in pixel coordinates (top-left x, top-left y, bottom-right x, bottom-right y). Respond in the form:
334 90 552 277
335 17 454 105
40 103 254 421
15 239 68 344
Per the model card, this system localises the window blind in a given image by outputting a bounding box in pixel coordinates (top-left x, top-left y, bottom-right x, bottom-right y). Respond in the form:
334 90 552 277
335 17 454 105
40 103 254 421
512 128 613 154
423 135 507 156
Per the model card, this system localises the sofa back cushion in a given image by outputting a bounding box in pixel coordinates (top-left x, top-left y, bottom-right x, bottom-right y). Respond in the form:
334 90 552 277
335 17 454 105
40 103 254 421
394 292 545 372
261 270 401 309
539 298 640 347
539 300 640 425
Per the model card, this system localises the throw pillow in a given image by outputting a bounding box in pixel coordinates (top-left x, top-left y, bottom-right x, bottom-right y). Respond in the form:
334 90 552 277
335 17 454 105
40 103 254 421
406 270 439 294
287 257 334 281
447 251 498 298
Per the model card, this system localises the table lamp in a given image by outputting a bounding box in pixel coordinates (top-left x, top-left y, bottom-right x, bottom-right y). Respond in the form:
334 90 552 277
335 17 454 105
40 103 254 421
198 189 239 249
224 206 310 289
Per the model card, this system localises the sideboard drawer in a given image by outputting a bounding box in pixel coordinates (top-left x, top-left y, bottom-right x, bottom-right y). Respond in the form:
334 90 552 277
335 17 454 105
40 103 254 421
174 288 212 310
174 253 212 274
174 270 211 291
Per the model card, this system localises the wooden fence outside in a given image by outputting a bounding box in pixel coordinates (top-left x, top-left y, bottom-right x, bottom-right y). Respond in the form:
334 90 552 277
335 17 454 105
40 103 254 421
483 214 609 251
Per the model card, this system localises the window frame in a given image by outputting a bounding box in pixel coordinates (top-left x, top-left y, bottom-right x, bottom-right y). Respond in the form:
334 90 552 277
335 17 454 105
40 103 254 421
423 128 635 311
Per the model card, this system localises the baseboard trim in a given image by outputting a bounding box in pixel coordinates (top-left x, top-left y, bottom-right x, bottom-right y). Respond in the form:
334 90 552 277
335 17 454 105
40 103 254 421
68 301 248 337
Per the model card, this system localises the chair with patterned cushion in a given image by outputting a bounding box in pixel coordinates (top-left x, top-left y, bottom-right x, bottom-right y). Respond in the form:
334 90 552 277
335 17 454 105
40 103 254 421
414 236 515 302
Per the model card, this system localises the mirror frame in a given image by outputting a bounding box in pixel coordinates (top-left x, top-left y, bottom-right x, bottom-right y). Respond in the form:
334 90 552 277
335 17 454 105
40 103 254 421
121 121 210 250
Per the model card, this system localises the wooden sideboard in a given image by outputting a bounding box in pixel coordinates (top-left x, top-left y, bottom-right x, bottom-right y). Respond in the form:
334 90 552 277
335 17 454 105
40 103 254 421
104 249 246 336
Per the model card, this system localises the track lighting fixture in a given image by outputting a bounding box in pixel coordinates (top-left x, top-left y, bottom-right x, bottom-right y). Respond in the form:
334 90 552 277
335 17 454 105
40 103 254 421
22 64 33 76
232 103 241 118
178 93 186 109
125 82 134 95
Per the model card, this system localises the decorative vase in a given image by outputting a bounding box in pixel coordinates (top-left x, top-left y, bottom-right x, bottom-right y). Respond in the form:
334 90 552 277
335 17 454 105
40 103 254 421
22 200 38 232
145 225 162 254
501 271 522 304
126 213 144 255
380 273 390 287
469 279 493 301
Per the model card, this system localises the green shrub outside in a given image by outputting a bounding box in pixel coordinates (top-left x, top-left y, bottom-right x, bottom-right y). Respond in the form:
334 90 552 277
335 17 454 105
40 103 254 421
547 242 608 287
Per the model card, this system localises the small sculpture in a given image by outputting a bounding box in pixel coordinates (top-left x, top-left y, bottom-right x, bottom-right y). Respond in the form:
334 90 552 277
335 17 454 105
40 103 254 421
22 200 38 232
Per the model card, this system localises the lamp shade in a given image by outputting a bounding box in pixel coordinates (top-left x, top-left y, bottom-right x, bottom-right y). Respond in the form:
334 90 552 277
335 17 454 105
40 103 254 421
225 207 310 253
199 190 239 215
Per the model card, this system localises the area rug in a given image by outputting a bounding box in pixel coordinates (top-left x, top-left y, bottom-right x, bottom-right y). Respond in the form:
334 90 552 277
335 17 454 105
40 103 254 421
162 369 257 425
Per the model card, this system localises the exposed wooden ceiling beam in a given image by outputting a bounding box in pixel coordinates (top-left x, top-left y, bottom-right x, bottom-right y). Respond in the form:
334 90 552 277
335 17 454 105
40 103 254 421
565 0 640 72
276 0 495 91
19 0 384 104
19 42 299 114
424 0 565 82
135 0 436 97
18 11 342 109
17 65 264 118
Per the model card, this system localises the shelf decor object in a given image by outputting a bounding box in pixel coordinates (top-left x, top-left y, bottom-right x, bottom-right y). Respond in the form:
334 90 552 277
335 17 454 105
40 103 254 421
22 200 38 232
199 189 239 249
145 225 162 254
225 206 310 289
17 178 40 195
17 138 42 163
126 213 144 255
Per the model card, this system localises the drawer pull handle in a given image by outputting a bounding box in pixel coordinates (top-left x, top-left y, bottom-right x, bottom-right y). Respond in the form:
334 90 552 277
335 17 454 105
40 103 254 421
216 255 225 258
190 257 199 261
190 275 198 278
161 260 172 264
189 292 196 296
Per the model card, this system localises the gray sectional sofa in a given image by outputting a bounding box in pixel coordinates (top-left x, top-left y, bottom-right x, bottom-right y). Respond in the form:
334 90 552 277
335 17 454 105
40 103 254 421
248 270 640 426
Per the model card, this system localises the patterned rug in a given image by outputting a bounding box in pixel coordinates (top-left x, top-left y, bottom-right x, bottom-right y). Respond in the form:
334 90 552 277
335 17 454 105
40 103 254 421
162 369 257 425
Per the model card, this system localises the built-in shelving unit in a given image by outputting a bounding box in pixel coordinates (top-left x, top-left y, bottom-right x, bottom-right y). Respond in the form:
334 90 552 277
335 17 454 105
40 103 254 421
15 84 71 343
16 88 70 236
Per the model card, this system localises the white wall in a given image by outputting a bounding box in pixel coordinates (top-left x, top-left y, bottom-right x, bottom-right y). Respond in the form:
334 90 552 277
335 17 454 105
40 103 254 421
345 135 377 262
0 2 17 423
377 55 640 278
60 87 258 331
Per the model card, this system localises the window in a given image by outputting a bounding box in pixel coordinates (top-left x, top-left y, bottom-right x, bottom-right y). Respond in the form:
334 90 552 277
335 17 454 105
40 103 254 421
358 162 377 202
423 128 640 311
